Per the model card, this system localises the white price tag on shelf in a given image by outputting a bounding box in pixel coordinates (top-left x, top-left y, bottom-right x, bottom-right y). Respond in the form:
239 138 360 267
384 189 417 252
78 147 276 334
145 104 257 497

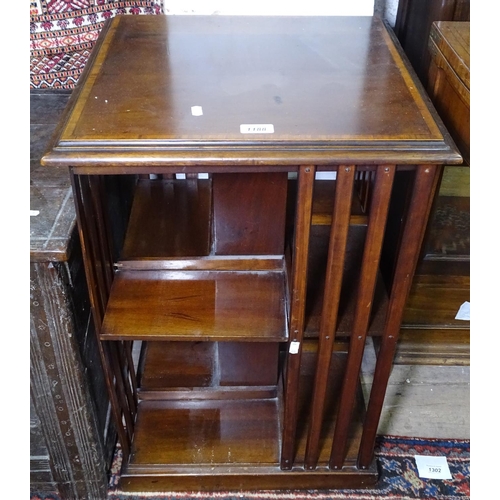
289 341 300 354
415 455 452 479
455 301 470 321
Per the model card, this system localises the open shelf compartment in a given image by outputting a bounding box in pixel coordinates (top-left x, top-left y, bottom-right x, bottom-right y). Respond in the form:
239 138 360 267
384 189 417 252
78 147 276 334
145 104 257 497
117 349 378 492
121 177 212 260
137 341 281 398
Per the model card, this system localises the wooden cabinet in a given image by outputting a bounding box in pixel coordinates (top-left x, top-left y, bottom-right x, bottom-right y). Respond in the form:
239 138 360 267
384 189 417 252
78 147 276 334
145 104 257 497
392 1 470 365
30 91 114 498
428 22 470 165
392 21 470 365
42 15 460 492
394 0 470 86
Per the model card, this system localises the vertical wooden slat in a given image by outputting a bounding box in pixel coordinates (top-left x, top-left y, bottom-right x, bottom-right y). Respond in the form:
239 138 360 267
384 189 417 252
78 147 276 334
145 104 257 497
115 341 138 419
357 165 440 468
107 342 136 444
70 171 132 460
329 165 395 469
73 175 107 323
124 340 139 407
280 165 315 470
89 176 114 296
304 165 356 470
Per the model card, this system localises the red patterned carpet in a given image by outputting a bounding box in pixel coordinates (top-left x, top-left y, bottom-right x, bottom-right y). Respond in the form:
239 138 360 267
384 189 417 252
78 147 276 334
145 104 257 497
30 0 163 89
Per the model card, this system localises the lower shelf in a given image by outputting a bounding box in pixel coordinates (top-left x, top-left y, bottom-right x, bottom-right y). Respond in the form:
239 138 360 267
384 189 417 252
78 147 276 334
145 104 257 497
392 329 470 365
129 398 281 469
118 350 378 491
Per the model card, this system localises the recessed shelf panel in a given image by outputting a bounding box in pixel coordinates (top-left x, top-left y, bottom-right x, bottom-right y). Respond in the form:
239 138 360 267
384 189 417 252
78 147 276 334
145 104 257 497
121 178 212 260
139 341 215 389
138 341 280 397
101 270 288 341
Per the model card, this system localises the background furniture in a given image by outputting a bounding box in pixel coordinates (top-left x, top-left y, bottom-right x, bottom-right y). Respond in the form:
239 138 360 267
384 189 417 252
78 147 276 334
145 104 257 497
394 0 470 87
30 90 114 498
42 15 460 492
391 1 470 365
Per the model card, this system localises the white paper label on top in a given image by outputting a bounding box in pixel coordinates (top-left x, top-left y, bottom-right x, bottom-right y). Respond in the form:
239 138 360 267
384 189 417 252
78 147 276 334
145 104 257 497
289 341 300 354
240 124 274 134
455 301 470 321
415 455 452 479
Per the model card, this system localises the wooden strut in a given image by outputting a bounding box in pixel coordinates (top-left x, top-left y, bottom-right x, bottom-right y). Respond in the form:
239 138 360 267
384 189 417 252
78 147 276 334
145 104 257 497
329 165 395 469
280 165 315 470
304 165 356 470
357 164 440 468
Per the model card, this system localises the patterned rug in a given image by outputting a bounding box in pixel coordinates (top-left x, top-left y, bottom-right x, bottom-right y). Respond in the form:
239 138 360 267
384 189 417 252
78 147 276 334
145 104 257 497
29 436 470 499
103 436 469 500
30 0 163 90
31 436 470 500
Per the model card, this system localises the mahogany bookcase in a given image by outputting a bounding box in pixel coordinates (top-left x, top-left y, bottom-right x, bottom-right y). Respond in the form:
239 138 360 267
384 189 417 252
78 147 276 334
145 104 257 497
42 15 461 491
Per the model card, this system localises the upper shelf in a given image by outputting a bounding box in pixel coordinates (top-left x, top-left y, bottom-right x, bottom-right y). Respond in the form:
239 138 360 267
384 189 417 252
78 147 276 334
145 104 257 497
41 15 461 171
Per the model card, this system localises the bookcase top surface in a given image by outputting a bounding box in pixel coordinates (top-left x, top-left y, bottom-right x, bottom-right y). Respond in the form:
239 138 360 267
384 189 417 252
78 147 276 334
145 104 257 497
42 15 461 169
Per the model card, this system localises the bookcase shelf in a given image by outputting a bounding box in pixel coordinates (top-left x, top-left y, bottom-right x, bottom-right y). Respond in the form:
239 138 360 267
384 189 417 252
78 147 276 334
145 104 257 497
101 269 288 342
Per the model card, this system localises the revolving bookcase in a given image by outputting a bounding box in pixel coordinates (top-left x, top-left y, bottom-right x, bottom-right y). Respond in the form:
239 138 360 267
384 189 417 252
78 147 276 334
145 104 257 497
42 15 461 492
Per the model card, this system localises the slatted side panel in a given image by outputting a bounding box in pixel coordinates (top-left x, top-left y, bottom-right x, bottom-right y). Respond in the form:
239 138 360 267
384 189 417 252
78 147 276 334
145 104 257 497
70 173 138 460
304 165 356 470
329 165 395 469
282 164 428 472
357 164 440 468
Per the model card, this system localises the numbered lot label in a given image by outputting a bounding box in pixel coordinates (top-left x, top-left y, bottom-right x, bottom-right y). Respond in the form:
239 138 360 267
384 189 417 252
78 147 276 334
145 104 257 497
240 124 275 134
415 455 452 479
